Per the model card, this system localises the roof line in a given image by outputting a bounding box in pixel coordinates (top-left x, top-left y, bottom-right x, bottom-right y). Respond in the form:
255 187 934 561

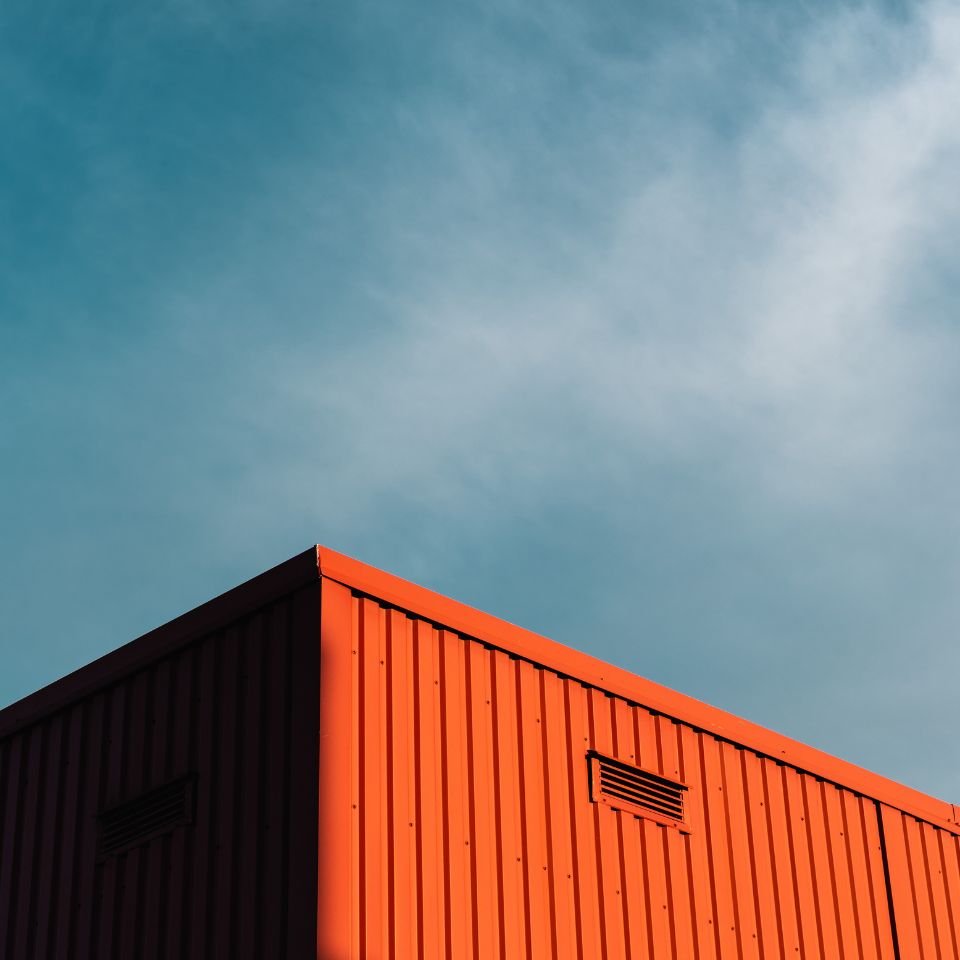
0 548 320 740
316 545 960 836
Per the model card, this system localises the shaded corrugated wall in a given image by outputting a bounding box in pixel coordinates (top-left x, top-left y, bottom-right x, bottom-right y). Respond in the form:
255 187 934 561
0 581 319 960
321 579 946 959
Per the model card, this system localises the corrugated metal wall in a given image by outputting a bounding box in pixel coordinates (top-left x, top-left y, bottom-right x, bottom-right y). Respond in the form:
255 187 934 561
880 804 960 958
0 583 319 960
333 589 925 959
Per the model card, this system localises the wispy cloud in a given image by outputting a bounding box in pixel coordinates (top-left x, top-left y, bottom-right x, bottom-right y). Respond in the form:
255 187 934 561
245 1 960 518
4 0 960 797
235 0 960 794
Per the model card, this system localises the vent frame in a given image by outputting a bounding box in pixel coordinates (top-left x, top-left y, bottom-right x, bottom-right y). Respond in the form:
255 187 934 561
589 751 691 833
97 773 196 861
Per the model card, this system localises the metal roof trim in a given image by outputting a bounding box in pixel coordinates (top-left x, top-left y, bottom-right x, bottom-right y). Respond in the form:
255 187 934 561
0 548 320 740
316 544 960 836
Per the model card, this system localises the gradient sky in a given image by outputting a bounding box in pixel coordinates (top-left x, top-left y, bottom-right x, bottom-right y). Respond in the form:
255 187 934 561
3 0 959 801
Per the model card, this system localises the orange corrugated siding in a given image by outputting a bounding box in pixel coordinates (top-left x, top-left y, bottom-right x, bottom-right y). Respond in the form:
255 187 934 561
317 574 925 958
880 804 960 959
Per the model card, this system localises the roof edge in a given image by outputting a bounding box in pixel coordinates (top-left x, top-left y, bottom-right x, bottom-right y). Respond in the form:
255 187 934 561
0 548 320 740
317 545 960 836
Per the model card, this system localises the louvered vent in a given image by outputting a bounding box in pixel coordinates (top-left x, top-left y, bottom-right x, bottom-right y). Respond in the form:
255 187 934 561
589 752 690 833
98 774 195 859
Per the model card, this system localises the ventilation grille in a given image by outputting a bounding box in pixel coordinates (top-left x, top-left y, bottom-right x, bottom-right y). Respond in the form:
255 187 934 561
589 752 690 832
98 774 195 859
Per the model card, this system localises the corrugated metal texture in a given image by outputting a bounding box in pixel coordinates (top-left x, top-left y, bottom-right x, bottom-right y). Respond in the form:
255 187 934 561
325 584 903 959
0 582 319 959
880 803 960 958
317 546 959 836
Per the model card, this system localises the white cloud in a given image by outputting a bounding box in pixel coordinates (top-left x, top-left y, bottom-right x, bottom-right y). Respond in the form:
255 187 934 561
255 1 960 524
134 0 960 795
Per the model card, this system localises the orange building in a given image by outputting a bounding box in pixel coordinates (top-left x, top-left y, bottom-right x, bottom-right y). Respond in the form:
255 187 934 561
1 546 958 957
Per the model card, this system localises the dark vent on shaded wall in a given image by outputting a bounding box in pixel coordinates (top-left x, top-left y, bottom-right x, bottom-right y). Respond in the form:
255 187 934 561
98 774 196 859
589 752 690 833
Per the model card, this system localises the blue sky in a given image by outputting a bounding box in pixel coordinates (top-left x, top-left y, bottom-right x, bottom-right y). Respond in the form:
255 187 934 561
3 0 959 801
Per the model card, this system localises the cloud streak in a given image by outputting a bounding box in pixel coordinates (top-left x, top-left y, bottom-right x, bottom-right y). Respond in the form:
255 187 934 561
3 0 960 798
251 0 960 794
250 1 960 517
